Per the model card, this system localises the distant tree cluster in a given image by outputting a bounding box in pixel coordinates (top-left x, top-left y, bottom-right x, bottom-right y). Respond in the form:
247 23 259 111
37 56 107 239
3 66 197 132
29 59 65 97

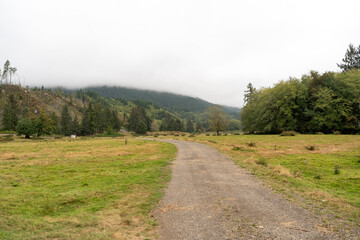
60 103 121 136
127 106 152 134
2 94 59 138
241 70 360 134
160 114 184 132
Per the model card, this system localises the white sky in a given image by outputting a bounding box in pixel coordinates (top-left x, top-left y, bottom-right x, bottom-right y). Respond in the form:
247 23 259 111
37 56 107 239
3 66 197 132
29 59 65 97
1 0 360 107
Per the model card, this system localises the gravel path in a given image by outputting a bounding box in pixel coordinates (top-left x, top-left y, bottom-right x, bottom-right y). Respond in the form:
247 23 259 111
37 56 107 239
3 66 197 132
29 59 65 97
153 139 351 240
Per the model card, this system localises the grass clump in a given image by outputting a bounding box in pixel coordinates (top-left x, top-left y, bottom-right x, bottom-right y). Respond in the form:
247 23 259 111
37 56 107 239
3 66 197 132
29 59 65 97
334 165 341 174
232 146 244 151
247 141 257 147
305 145 316 151
255 158 268 166
280 130 297 136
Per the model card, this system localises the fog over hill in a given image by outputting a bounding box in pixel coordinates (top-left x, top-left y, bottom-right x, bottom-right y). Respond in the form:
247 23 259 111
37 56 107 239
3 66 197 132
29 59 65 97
65 85 241 116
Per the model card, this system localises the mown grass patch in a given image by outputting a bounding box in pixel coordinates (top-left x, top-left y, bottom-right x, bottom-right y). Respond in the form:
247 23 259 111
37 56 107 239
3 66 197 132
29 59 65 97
0 137 176 239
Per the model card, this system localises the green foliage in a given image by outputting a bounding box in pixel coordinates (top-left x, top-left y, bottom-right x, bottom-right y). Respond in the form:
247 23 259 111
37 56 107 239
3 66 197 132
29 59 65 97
81 102 96 135
207 105 229 135
185 119 194 132
241 70 360 134
34 111 56 136
2 94 18 130
334 165 341 175
60 104 72 136
128 106 152 134
16 118 35 139
337 43 360 72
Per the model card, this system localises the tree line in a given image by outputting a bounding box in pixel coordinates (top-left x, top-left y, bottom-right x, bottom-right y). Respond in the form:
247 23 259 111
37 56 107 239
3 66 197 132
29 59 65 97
241 43 360 134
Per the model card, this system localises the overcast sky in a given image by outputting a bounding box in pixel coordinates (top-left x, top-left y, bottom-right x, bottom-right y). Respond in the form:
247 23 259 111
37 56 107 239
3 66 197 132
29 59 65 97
1 0 359 107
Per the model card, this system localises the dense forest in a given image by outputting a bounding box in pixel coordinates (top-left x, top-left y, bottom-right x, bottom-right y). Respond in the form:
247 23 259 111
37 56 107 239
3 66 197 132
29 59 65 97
66 86 241 118
241 43 360 134
0 65 241 137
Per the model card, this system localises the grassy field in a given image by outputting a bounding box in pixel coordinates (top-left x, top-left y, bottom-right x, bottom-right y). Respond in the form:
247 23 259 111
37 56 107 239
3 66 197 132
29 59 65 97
0 136 176 240
154 133 360 225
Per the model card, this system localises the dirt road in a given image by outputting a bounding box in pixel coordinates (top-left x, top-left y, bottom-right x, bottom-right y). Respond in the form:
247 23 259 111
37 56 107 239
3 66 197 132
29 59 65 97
153 139 350 240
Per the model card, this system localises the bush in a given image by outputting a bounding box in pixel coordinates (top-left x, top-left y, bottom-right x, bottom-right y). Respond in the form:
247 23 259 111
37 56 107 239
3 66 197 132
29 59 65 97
314 175 321 180
206 133 210 136
232 146 244 151
247 142 256 147
305 145 316 151
233 132 240 135
333 131 341 135
280 130 297 136
334 165 341 174
16 118 36 139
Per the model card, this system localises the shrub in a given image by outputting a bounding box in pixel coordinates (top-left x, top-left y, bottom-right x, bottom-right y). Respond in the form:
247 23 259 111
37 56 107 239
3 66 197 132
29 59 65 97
305 145 316 151
334 165 341 174
206 133 210 136
189 134 195 137
280 130 297 136
233 132 240 135
208 140 217 144
232 146 244 151
314 175 321 180
333 131 341 135
247 142 256 147
256 158 267 166
316 132 324 135
16 118 36 139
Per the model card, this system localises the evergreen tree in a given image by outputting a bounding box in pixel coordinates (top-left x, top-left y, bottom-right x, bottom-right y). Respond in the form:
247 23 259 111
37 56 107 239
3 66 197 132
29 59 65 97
186 119 194 132
71 115 80 135
81 102 96 135
2 94 18 130
60 104 72 136
128 106 151 134
51 112 59 134
196 122 203 132
112 111 122 131
338 44 360 72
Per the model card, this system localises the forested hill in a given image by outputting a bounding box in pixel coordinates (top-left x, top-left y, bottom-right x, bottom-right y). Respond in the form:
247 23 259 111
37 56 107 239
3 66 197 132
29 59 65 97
70 86 240 114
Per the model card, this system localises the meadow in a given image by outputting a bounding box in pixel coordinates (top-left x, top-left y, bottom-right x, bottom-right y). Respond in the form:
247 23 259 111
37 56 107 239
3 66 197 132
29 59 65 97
0 136 176 240
155 133 360 226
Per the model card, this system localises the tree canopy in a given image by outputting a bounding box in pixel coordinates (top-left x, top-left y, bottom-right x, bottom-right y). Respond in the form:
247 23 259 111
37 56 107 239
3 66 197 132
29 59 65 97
241 70 360 134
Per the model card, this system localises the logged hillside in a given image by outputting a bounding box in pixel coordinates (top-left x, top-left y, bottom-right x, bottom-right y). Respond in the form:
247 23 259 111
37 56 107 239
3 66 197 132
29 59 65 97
68 86 241 116
0 84 240 135
0 85 83 125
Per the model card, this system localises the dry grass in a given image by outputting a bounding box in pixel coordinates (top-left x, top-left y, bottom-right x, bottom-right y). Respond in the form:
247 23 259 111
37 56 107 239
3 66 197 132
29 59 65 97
0 137 176 239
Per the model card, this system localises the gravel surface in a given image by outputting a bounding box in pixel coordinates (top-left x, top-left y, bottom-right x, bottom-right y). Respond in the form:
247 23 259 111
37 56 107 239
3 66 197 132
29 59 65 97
153 139 356 240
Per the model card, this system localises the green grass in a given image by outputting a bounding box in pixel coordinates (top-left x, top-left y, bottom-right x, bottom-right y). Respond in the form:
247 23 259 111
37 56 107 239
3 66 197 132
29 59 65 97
0 137 176 239
164 133 360 223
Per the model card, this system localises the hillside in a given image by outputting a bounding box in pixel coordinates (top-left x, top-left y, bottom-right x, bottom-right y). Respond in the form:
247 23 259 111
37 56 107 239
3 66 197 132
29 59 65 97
67 86 241 116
